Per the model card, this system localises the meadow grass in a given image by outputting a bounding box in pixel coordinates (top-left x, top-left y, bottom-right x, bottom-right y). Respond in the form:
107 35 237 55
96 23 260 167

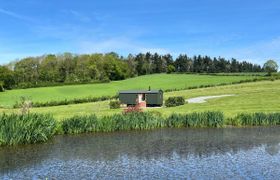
156 80 280 117
0 74 259 107
2 80 277 120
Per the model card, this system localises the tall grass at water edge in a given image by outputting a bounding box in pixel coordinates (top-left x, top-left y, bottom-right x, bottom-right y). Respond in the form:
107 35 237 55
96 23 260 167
0 113 56 146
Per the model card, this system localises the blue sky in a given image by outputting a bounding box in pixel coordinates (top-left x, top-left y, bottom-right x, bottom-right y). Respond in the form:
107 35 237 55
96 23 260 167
0 0 279 65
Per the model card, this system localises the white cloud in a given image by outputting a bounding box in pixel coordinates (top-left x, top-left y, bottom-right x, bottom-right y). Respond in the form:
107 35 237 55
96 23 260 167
62 9 91 23
225 37 280 65
0 8 35 22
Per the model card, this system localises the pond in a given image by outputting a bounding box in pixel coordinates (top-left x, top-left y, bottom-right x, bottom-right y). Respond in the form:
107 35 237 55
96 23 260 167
1 127 280 179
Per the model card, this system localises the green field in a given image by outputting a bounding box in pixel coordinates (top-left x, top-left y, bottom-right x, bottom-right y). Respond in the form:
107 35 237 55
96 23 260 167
0 74 258 107
2 79 279 120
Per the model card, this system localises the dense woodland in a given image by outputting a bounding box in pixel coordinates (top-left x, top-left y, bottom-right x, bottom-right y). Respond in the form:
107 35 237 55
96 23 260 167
0 52 264 90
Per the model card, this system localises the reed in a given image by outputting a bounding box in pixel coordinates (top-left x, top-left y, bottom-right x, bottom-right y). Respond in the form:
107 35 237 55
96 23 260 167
2 111 279 146
0 113 56 146
61 112 165 134
166 111 224 128
233 112 280 126
62 111 224 134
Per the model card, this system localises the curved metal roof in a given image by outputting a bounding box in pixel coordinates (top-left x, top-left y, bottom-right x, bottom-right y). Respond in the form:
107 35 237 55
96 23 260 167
119 90 162 94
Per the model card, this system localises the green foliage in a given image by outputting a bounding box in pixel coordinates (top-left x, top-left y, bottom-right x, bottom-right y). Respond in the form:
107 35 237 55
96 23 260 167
263 60 278 75
166 111 224 128
61 111 224 135
167 65 176 74
0 66 15 89
0 81 4 92
165 96 185 107
62 112 164 134
0 52 266 91
1 74 259 108
13 95 115 108
232 113 280 126
109 100 121 109
0 113 56 146
1 111 280 146
61 114 99 134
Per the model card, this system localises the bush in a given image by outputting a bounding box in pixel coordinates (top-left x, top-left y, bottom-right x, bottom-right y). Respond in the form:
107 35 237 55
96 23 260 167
165 96 185 107
0 113 56 146
109 100 121 109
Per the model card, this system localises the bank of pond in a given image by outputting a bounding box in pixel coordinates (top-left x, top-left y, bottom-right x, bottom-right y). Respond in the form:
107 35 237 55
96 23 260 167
1 111 280 146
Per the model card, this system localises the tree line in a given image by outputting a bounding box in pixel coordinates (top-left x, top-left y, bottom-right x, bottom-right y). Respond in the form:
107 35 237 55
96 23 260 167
0 52 265 90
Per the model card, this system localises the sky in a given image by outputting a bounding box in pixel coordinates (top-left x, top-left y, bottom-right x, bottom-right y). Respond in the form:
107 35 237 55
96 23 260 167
0 0 279 65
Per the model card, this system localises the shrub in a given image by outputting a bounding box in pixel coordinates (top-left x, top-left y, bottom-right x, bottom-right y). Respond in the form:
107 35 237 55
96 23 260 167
165 96 185 107
0 113 56 146
109 100 121 109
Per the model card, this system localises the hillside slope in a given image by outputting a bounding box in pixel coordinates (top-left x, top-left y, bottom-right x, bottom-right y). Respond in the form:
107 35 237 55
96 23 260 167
0 74 257 107
2 80 278 119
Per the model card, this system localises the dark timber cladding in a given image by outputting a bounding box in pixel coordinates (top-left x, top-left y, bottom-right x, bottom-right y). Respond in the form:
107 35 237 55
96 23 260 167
119 90 163 107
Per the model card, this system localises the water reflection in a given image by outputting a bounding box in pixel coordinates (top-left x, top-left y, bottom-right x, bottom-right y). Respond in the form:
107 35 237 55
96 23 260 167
1 127 280 179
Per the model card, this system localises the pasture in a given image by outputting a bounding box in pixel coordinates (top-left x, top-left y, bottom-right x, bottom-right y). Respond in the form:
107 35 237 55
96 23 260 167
2 79 279 120
0 74 258 107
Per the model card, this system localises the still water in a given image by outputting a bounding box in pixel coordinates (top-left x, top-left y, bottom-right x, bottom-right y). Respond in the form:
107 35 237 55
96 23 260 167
1 127 280 179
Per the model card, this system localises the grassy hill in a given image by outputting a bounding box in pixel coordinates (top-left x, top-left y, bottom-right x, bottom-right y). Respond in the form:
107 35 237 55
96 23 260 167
2 79 279 120
0 74 258 107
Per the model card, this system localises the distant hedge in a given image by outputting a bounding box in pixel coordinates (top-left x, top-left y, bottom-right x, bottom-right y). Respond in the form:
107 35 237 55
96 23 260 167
164 77 272 92
13 95 117 108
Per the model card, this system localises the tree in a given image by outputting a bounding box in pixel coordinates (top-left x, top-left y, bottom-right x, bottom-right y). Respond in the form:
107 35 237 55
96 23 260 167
167 65 176 74
0 81 4 92
0 65 15 89
39 54 59 82
126 54 137 77
162 54 173 66
14 57 40 85
263 60 278 75
75 54 92 82
175 54 190 72
151 53 162 73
